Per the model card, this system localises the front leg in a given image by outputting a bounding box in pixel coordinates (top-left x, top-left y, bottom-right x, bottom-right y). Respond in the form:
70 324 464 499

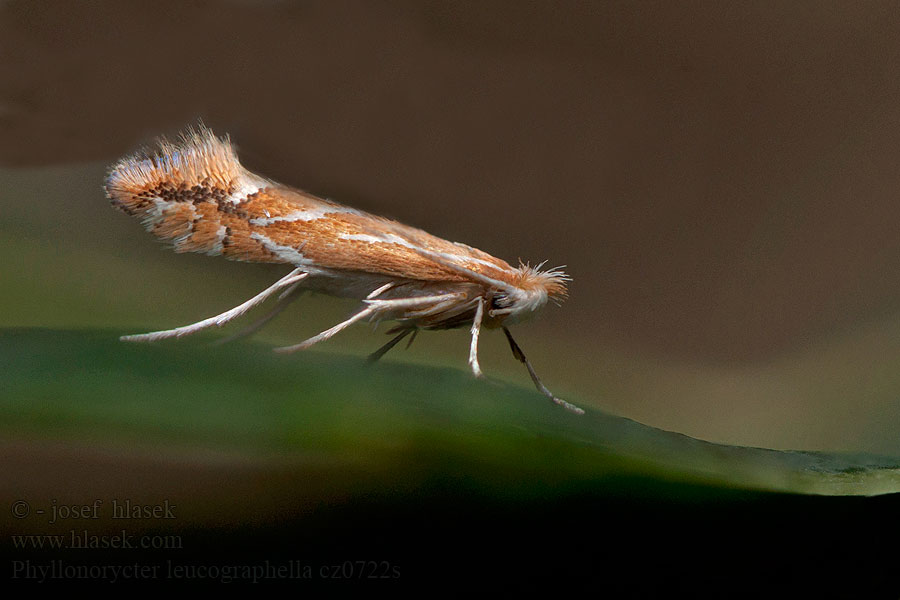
468 297 485 378
502 327 584 415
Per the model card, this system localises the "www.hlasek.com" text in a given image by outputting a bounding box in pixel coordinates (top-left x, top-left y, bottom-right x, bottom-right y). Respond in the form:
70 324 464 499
11 530 183 551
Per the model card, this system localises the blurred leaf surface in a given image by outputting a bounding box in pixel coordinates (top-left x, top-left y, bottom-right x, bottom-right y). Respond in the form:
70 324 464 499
3 329 898 500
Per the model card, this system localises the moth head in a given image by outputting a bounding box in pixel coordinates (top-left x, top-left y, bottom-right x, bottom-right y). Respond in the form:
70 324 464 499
489 262 570 323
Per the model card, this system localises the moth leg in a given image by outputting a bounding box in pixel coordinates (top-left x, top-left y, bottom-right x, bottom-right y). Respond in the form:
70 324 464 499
405 328 419 350
468 297 485 378
366 282 394 299
367 327 414 362
502 327 585 415
121 268 309 342
364 292 463 311
274 305 377 353
275 293 461 354
212 287 304 346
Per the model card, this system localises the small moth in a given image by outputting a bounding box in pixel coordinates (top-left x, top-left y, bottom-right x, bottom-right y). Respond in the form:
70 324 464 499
105 126 582 414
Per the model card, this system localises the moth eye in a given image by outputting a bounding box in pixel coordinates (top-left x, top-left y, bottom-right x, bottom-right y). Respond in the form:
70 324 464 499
490 294 510 310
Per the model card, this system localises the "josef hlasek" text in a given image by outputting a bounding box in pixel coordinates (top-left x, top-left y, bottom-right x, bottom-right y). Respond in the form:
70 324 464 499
49 500 176 524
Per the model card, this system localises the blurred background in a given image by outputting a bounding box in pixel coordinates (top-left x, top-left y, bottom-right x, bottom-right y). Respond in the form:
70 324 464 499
2 0 899 455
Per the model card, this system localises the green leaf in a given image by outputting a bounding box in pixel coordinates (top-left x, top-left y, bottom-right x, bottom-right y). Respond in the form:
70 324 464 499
2 328 897 498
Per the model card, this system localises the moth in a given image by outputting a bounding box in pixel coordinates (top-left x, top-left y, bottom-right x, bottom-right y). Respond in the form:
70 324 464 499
105 126 582 414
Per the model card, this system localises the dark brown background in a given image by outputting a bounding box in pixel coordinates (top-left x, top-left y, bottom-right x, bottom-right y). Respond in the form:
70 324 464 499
2 0 899 453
